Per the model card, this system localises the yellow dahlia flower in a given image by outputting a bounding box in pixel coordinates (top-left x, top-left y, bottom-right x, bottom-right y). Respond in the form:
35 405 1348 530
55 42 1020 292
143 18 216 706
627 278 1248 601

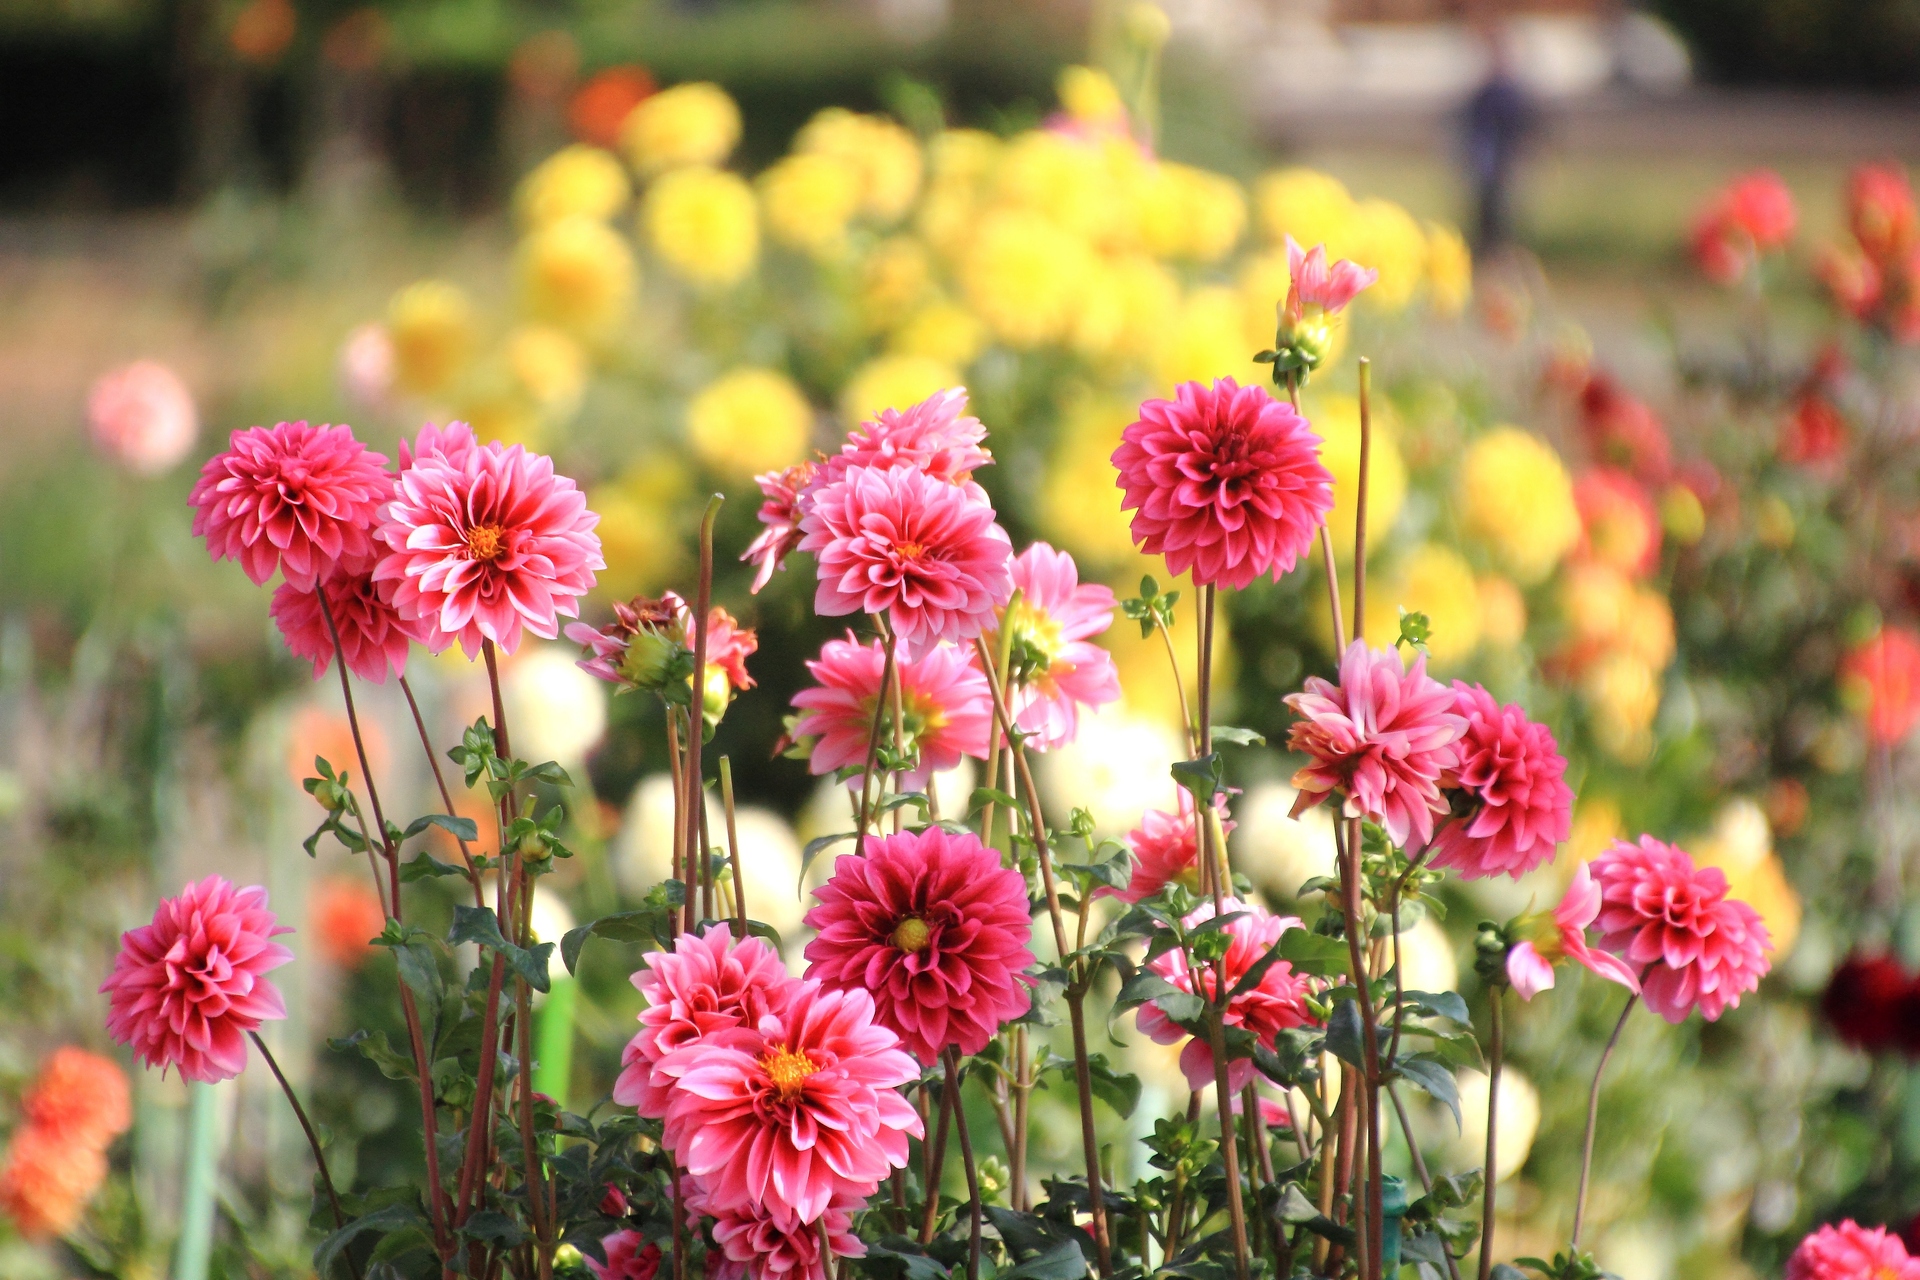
1583 652 1660 764
1425 221 1473 316
1254 167 1354 250
619 82 741 174
1043 395 1138 563
686 368 813 477
961 209 1095 348
643 165 759 288
1308 392 1407 560
1140 163 1246 263
1621 584 1675 670
890 302 986 367
1459 427 1580 584
1561 561 1633 647
759 153 862 258
1155 285 1269 390
1058 65 1126 129
592 482 683 597
1476 575 1528 649
1690 798 1801 957
1364 543 1481 663
995 131 1120 246
517 216 635 334
1072 253 1178 365
859 237 932 331
1343 197 1427 311
514 145 630 229
839 354 959 424
505 325 587 416
388 279 475 396
797 108 922 223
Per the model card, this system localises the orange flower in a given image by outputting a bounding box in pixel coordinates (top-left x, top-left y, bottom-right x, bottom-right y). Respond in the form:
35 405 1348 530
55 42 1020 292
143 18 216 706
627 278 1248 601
312 877 388 968
1841 627 1920 746
0 1126 107 1239
568 66 655 149
21 1048 130 1151
1574 467 1662 577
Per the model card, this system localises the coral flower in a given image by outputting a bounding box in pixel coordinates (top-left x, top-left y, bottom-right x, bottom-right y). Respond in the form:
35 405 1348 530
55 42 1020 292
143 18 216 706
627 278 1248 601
1576 373 1672 484
789 634 992 790
587 1230 662 1280
376 438 604 657
1284 640 1466 848
803 826 1034 1064
101 876 293 1083
817 388 994 495
1840 627 1920 746
979 542 1120 750
270 565 426 684
1691 170 1797 284
1112 377 1334 590
1286 236 1379 314
744 461 819 594
189 422 392 591
0 1127 107 1239
1821 954 1910 1054
87 359 197 475
799 463 1013 659
1135 897 1316 1092
1850 164 1918 263
662 981 922 1226
690 1182 865 1280
1589 836 1773 1024
21 1048 132 1151
311 877 386 968
1573 467 1662 577
1787 1220 1920 1280
1428 683 1573 881
1505 862 1642 1000
1098 795 1234 905
614 923 796 1120
1781 395 1850 471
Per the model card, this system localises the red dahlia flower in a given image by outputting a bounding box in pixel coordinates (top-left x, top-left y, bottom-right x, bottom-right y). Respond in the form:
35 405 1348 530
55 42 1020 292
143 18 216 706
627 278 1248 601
1573 467 1662 578
1850 164 1919 264
1428 683 1572 881
1841 627 1920 746
1097 794 1235 905
1820 953 1910 1054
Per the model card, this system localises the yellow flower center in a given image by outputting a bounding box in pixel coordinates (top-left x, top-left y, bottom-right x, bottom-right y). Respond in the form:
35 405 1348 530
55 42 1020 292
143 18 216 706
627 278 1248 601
892 916 931 953
466 523 507 561
760 1046 818 1102
894 540 928 561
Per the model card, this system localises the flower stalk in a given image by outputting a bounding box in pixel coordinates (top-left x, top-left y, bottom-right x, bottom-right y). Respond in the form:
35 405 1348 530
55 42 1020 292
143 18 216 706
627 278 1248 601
1572 993 1640 1248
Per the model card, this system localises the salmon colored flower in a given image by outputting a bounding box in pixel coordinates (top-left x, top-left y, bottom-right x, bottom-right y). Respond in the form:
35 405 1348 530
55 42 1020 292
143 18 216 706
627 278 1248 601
271 564 426 684
689 1181 865 1280
979 541 1120 750
587 1229 663 1280
1505 862 1641 1000
20 1048 131 1152
744 462 819 594
0 1126 106 1239
1098 794 1234 905
311 877 386 967
1841 627 1920 745
789 634 992 791
1691 170 1796 285
1781 396 1849 471
1574 467 1662 578
1429 683 1572 881
1787 1220 1920 1280
569 66 656 149
87 360 198 475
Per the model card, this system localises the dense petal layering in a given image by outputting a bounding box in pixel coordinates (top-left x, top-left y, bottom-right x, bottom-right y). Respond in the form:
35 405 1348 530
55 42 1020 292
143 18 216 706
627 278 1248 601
980 541 1120 750
689 1181 865 1280
1786 1220 1920 1280
271 564 427 684
1428 683 1572 880
790 634 991 791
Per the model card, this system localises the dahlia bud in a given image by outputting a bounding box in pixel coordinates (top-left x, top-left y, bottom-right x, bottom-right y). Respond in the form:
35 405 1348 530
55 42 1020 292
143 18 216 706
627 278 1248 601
600 1183 630 1217
700 664 734 728
619 628 687 692
1473 920 1512 988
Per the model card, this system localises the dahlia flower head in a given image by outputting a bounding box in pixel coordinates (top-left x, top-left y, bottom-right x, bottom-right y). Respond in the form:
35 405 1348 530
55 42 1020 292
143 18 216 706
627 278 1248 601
1573 466 1663 578
803 825 1035 1064
21 1048 133 1151
814 387 993 498
0 1127 106 1240
1285 640 1466 849
271 563 427 684
690 1181 865 1280
789 633 992 791
1692 170 1797 285
1112 377 1335 590
983 541 1121 750
1787 1220 1920 1280
377 431 603 657
1506 862 1641 1001
1097 793 1235 905
1286 236 1379 316
587 1230 662 1280
1427 683 1572 881
189 421 393 591
1589 835 1773 1024
568 591 757 697
661 980 922 1227
613 923 796 1119
1136 896 1316 1093
87 359 197 475
743 461 819 594
1821 953 1913 1054
101 876 293 1083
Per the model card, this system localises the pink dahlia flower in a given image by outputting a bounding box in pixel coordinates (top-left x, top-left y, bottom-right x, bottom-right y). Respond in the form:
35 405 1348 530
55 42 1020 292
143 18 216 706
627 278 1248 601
100 876 294 1083
1136 897 1316 1093
789 634 992 791
397 419 479 472
1285 641 1466 849
1097 795 1235 905
1427 683 1572 881
87 360 197 475
1787 1221 1920 1280
1590 835 1773 1024
798 463 1013 660
613 923 796 1120
376 438 603 657
980 542 1120 750
803 826 1034 1064
1506 862 1642 1000
587 1231 661 1280
189 422 392 591
690 1182 865 1280
567 595 686 688
1112 378 1334 590
662 980 921 1226
270 565 426 684
817 388 993 495
1286 237 1379 315
743 462 819 594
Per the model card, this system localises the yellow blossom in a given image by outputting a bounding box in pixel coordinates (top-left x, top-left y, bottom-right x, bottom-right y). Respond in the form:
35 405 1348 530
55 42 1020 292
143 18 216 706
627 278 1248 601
619 82 740 174
1459 427 1580 584
859 237 932 331
918 129 1002 258
1155 285 1268 390
1690 798 1801 957
1561 561 1634 646
890 302 986 367
505 325 587 416
1140 163 1246 263
1425 221 1473 315
388 279 475 396
961 209 1095 348
1122 1 1172 48
1254 167 1354 249
1661 483 1707 545
1308 392 1407 561
1343 197 1427 311
1058 65 1126 128
1074 253 1179 365
839 354 958 424
593 482 682 598
1477 575 1528 649
514 145 630 229
516 215 635 334
1621 585 1675 670
759 153 862 258
1583 652 1660 764
460 394 542 450
1043 395 1137 563
797 109 922 222
1364 544 1481 663
643 165 759 288
1567 797 1622 864
995 131 1123 246
686 368 813 477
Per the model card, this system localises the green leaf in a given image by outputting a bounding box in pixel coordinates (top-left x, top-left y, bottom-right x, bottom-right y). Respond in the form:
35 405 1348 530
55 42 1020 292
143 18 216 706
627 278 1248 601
312 1202 427 1278
800 832 856 894
1084 1054 1142 1120
400 850 467 882
393 943 442 1008
403 813 480 843
460 1209 530 1248
1491 1266 1530 1280
1209 725 1266 747
856 1236 951 1280
328 1030 416 1082
448 905 512 952
1400 989 1470 1024
1170 753 1224 804
1325 999 1366 1069
1113 969 1180 1015
1279 929 1352 977
1001 1239 1088 1280
1395 1055 1462 1129
969 787 1020 813
512 941 555 994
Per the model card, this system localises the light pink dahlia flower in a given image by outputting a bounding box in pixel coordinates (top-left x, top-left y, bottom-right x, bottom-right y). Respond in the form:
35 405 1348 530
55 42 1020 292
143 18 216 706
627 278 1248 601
743 462 819 595
270 565 426 684
662 981 921 1226
1135 897 1316 1093
798 463 1013 659
1112 378 1334 590
189 422 392 591
1589 835 1773 1024
817 388 993 496
980 541 1120 750
803 826 1034 1064
1427 683 1572 880
1506 862 1642 1000
688 1181 865 1280
1285 236 1379 315
87 360 197 475
1284 641 1466 848
613 923 797 1120
376 438 603 657
1787 1221 1920 1280
586 1230 661 1280
789 634 992 791
397 419 479 471
1097 795 1235 905
100 876 294 1083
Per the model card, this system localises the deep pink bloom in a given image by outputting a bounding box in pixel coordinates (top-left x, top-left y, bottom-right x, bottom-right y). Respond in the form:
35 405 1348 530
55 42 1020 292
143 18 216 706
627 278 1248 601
744 462 819 594
799 464 1012 659
662 981 921 1225
100 876 294 1083
1286 236 1378 314
1112 378 1334 590
189 422 392 591
1506 862 1642 1000
397 420 479 472
1787 1220 1920 1280
979 542 1120 750
1136 897 1316 1092
1285 641 1466 848
689 1182 864 1280
789 634 992 790
270 564 426 684
587 1231 661 1280
803 826 1034 1065
1590 836 1773 1024
613 924 797 1120
376 438 603 657
88 360 197 475
1428 683 1572 881
1097 795 1235 905
816 388 993 496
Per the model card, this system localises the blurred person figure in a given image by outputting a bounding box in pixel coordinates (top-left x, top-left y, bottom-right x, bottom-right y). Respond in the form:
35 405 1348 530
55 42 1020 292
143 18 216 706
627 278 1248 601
1460 21 1535 255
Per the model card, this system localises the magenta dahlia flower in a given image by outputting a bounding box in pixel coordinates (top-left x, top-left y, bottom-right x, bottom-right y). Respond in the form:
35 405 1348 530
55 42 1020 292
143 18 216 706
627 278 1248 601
662 981 921 1225
270 565 426 684
1506 862 1641 1000
803 826 1034 1064
1286 237 1379 315
376 438 603 657
1112 378 1334 590
981 541 1120 750
1135 897 1316 1092
1589 835 1773 1024
689 1181 865 1280
743 462 819 595
587 1230 662 1280
818 388 993 495
189 422 392 591
799 463 1012 659
1285 641 1466 849
1097 795 1235 905
613 923 797 1120
789 634 992 791
100 876 294 1083
1427 683 1573 880
1787 1221 1920 1280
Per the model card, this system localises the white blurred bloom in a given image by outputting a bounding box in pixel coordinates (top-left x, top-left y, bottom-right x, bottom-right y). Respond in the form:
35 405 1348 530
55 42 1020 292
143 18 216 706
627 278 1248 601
1597 1223 1675 1280
503 645 607 768
1454 1066 1539 1182
1394 913 1458 995
339 322 396 410
1232 781 1337 898
1037 707 1186 836
615 773 717 894
527 889 577 944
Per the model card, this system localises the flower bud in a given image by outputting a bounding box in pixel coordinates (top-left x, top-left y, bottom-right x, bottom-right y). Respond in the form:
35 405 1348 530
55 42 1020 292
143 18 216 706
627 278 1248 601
599 1183 630 1217
619 628 685 691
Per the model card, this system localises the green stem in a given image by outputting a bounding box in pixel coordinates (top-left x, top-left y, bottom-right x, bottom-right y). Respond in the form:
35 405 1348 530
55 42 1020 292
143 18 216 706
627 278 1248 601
1479 993 1504 1280
174 1080 220 1280
1571 994 1639 1249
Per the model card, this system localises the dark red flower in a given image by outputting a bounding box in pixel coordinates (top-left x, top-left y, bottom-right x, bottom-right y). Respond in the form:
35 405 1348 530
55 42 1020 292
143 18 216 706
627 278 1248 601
1821 954 1909 1053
